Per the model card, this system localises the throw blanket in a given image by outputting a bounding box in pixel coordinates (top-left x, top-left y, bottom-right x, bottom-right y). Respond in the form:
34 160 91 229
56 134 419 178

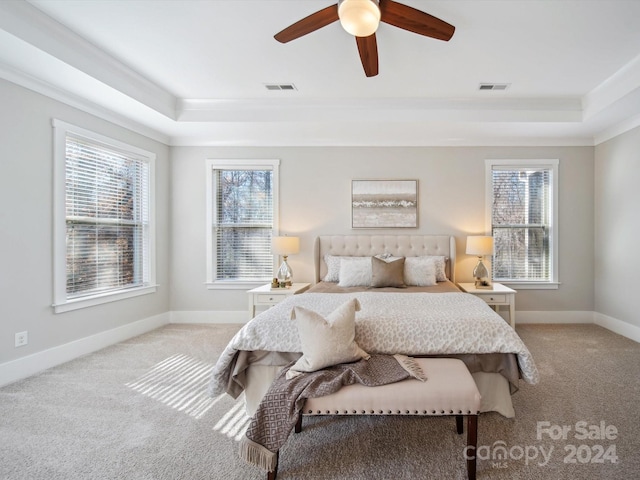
209 292 539 399
240 354 425 472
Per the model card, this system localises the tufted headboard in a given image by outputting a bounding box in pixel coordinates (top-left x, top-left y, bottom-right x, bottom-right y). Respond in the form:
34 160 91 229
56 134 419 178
314 235 456 284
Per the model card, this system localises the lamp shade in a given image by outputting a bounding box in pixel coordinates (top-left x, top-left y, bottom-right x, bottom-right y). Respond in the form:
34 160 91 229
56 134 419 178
338 0 381 37
466 236 494 256
272 236 300 256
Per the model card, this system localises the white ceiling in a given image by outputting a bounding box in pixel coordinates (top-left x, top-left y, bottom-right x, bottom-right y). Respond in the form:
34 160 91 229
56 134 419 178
1 0 640 146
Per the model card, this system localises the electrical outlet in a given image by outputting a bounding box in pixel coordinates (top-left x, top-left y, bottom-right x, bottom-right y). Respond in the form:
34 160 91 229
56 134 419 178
15 331 28 348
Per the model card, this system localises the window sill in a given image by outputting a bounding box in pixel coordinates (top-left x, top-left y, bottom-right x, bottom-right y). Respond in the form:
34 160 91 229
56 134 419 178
205 281 269 290
53 285 158 313
497 281 560 290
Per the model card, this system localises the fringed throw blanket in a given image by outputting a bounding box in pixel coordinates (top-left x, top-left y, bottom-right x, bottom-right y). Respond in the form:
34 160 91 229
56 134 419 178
239 354 426 473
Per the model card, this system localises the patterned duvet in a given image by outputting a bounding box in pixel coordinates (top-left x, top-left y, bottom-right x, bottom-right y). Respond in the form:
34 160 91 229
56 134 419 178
209 292 539 397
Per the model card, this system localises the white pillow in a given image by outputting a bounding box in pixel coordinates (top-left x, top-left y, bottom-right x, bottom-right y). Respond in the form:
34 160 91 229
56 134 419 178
338 257 372 287
289 298 370 375
323 255 361 282
404 256 437 286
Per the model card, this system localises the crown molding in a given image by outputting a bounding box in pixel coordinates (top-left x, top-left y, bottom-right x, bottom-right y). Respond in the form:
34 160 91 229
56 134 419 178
165 121 594 147
0 0 177 119
177 97 583 123
0 61 170 145
594 113 640 145
583 53 640 121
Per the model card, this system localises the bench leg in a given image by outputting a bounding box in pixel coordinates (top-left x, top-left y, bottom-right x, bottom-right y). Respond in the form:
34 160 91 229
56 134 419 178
273 414 302 479
466 415 478 480
267 452 279 480
295 411 303 433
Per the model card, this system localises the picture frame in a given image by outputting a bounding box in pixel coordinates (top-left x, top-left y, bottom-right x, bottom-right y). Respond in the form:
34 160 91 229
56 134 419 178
351 179 418 228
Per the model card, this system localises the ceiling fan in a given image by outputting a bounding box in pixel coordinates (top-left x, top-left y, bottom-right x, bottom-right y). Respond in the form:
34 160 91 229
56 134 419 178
274 0 455 77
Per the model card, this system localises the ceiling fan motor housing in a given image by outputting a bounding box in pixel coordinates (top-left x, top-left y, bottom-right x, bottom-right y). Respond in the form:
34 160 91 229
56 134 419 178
338 0 381 37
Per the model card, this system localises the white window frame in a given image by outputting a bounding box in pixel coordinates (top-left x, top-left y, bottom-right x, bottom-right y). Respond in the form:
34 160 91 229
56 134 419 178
52 119 157 313
205 159 280 289
485 159 560 290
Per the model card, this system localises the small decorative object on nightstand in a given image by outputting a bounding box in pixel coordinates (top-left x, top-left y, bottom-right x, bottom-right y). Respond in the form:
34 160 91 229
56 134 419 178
466 236 494 289
272 236 300 287
247 282 311 318
458 282 517 328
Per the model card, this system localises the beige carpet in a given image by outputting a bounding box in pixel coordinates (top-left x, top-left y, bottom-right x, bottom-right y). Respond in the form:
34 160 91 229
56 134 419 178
1 323 639 479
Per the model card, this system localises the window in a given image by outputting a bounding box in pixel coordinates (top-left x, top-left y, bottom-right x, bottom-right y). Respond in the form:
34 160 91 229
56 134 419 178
53 120 156 312
486 159 559 288
206 159 280 288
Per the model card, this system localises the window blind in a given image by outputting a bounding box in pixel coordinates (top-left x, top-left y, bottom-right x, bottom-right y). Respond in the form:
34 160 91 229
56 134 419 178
65 134 150 298
214 169 273 281
491 167 551 281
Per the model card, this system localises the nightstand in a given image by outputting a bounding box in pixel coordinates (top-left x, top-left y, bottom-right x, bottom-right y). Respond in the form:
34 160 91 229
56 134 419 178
247 282 311 318
457 282 517 328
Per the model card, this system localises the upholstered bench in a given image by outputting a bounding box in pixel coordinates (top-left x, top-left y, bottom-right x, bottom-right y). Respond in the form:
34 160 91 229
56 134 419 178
269 358 481 480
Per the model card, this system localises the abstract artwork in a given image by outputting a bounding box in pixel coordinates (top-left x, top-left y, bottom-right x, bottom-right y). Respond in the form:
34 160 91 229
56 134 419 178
351 180 418 228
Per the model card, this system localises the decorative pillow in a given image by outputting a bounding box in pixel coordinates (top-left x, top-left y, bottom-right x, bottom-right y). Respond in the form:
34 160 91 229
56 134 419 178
289 298 370 375
428 256 448 282
323 255 362 282
371 256 406 288
404 256 437 286
338 257 372 287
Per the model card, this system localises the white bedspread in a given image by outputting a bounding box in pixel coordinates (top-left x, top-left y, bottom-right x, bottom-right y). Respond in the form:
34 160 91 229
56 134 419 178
209 292 539 396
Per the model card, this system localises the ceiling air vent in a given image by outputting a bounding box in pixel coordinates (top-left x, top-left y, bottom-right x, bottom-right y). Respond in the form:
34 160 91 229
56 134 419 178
264 83 297 91
479 83 510 91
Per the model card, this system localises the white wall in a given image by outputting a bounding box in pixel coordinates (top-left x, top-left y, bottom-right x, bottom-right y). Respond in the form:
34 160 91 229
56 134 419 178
0 79 171 365
594 126 640 329
170 145 595 317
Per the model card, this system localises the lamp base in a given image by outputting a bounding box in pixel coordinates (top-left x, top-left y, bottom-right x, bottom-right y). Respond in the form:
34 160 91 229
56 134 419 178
276 256 293 287
472 257 491 289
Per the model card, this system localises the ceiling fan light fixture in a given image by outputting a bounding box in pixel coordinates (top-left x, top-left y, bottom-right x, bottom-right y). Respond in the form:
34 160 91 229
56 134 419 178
338 0 381 37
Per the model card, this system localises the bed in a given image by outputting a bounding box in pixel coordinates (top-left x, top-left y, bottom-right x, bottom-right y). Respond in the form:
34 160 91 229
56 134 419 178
209 235 539 418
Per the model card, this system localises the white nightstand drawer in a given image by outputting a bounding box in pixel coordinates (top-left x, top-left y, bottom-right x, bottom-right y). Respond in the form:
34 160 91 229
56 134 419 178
477 294 507 303
248 283 311 319
256 293 285 304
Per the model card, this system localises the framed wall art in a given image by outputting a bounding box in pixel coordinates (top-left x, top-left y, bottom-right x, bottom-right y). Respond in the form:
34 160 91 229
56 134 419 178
351 179 418 228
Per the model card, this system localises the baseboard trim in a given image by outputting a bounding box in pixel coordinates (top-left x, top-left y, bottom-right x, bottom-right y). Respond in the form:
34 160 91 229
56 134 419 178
170 310 249 324
0 312 169 388
516 310 595 324
594 312 640 343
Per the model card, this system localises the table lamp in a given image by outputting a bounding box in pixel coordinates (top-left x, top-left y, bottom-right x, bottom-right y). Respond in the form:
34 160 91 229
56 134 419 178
272 236 300 287
466 236 494 288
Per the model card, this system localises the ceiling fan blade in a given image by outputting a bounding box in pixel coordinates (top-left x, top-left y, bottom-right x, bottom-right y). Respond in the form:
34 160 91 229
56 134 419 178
274 4 339 43
356 34 379 77
380 0 455 41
